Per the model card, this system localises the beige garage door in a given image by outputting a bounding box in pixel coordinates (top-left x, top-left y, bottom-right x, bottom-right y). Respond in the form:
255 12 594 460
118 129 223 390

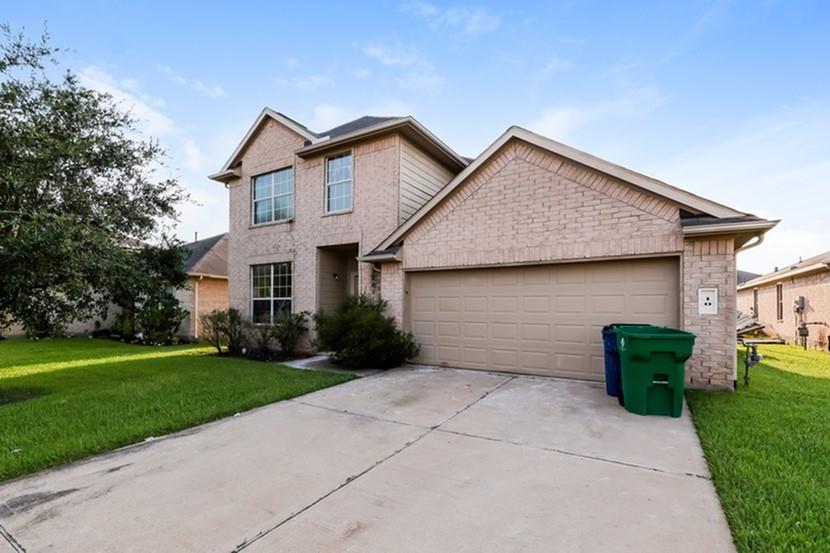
408 257 679 379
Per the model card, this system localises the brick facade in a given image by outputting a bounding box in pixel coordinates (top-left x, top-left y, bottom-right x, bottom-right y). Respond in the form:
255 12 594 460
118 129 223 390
177 276 229 338
226 118 402 320
382 138 738 389
737 271 830 348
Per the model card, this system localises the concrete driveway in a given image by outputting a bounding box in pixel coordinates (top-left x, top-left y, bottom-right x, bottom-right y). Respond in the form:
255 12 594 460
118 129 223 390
0 367 734 552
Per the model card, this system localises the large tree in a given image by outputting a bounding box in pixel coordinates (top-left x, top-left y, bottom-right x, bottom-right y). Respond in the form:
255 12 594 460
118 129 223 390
0 25 187 336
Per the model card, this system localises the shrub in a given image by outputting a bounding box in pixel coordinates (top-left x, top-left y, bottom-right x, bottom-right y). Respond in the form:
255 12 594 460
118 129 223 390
138 289 186 345
249 323 276 360
314 295 418 369
273 311 310 357
199 310 227 354
225 308 248 356
198 308 248 355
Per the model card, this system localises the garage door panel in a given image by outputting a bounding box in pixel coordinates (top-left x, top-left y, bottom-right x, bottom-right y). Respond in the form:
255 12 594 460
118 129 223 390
631 294 670 315
555 295 585 313
408 257 679 379
591 295 626 314
521 323 550 342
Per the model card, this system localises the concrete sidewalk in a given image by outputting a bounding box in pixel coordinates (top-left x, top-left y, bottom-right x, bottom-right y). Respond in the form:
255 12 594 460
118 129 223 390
0 367 734 552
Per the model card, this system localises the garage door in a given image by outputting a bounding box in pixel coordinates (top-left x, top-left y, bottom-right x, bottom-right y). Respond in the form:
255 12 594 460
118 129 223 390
407 257 679 379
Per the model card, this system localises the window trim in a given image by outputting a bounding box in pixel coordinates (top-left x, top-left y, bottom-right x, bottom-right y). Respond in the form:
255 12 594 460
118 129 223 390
251 166 294 226
776 283 784 322
324 151 353 214
250 262 293 324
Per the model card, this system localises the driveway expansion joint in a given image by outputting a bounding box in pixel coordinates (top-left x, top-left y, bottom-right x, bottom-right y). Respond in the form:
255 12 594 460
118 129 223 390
230 375 516 552
291 400 431 430
0 523 26 553
435 427 711 480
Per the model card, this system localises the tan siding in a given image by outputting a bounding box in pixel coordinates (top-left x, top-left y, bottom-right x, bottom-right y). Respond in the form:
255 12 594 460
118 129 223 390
399 139 455 223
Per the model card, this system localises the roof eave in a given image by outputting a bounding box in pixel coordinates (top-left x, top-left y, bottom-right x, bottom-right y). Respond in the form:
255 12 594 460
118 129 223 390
187 272 229 280
738 262 830 290
207 168 241 183
682 219 780 237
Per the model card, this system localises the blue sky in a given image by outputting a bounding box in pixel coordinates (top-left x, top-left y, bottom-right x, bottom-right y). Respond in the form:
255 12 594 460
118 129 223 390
7 0 829 273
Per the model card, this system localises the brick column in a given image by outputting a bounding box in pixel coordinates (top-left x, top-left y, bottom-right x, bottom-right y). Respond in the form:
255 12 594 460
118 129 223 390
682 238 737 389
380 263 405 327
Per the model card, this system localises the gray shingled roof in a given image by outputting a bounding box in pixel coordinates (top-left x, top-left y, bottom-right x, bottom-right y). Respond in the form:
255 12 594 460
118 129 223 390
183 233 228 276
742 249 830 287
317 116 401 140
737 270 761 285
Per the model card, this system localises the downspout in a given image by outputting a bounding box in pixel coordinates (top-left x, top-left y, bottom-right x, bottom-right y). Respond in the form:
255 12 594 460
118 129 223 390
736 233 765 253
194 277 202 338
732 232 766 387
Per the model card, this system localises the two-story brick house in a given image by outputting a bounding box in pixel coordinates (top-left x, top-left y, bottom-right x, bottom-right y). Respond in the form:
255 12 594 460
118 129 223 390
210 109 778 389
209 109 466 325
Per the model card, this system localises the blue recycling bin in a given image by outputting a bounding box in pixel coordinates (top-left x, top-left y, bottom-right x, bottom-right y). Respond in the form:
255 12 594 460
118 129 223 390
601 324 653 401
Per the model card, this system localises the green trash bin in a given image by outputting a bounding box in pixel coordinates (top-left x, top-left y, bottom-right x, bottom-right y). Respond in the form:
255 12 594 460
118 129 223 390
616 326 696 417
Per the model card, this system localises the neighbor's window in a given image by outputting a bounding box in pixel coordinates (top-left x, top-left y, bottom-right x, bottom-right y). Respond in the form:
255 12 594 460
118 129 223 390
252 167 294 224
251 262 292 323
325 153 353 213
776 283 783 321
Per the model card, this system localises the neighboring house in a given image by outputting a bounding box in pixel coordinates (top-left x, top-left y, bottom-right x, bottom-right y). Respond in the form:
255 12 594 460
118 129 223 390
737 270 760 285
737 250 830 349
176 233 229 338
210 108 778 389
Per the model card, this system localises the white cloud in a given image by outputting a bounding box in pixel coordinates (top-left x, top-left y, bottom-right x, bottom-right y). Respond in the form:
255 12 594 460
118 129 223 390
402 0 440 17
182 139 206 172
528 87 663 140
353 68 372 79
78 66 176 136
78 65 230 244
156 64 226 98
360 41 443 94
543 56 573 76
403 3 501 37
398 71 444 95
646 102 830 274
275 74 333 91
283 57 300 68
436 6 500 36
362 42 421 67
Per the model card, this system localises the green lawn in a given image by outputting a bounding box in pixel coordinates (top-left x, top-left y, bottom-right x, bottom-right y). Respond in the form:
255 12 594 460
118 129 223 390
687 345 830 552
0 338 354 482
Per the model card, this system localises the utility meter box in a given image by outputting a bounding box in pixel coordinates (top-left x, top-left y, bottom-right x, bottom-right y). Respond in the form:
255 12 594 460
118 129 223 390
698 288 718 315
793 296 805 313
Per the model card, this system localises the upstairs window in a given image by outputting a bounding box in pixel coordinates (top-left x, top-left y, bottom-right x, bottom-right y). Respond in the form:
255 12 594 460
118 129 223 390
252 167 294 224
325 153 353 213
251 262 292 323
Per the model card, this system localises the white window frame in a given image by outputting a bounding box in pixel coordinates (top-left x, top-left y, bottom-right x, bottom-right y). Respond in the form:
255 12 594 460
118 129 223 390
251 167 294 225
250 262 293 324
325 152 353 214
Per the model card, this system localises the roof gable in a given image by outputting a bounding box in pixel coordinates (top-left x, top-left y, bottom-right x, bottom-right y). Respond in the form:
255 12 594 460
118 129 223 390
374 126 758 252
210 108 317 178
185 233 228 277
